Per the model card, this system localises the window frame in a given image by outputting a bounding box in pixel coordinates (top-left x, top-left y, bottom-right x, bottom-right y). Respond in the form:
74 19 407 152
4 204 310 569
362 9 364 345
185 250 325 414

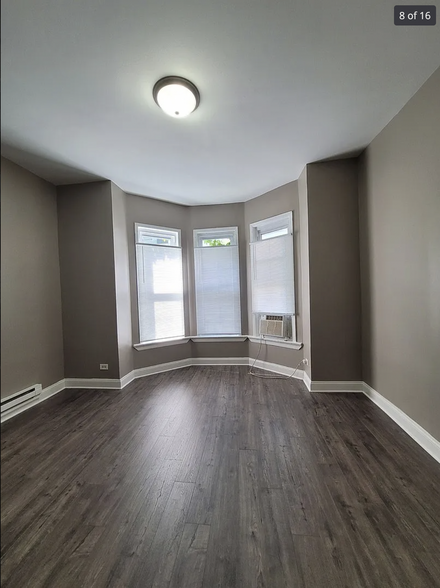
250 211 293 243
193 226 242 337
193 226 238 248
135 222 181 248
249 212 296 342
134 222 185 344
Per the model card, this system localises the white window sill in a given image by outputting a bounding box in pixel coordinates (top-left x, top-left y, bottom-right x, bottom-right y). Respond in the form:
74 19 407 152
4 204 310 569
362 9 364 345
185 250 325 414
134 335 302 351
134 337 190 351
190 335 248 343
248 336 303 350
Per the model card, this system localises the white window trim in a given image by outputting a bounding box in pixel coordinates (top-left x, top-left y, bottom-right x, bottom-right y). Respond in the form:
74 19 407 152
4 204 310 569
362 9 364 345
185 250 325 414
135 222 181 247
250 211 293 243
134 337 190 351
193 226 238 248
193 226 242 336
191 335 247 343
135 223 185 344
247 335 303 350
133 335 302 351
249 211 296 341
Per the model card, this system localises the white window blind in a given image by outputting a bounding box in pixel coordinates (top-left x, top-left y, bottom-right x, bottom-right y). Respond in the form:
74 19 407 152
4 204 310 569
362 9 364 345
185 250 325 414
250 223 294 315
135 224 184 342
194 227 241 335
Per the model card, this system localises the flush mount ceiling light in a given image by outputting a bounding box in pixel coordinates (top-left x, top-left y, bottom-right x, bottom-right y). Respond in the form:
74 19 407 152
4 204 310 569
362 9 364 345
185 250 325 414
153 76 200 118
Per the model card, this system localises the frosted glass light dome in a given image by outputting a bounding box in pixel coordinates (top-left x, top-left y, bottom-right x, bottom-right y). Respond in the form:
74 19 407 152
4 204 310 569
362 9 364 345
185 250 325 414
153 77 200 118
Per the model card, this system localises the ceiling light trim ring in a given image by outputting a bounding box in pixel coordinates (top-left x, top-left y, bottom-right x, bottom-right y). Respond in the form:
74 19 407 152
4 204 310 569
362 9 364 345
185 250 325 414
153 76 200 117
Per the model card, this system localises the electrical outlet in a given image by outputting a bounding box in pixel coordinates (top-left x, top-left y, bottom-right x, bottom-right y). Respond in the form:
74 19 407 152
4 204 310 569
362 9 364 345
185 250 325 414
302 358 309 366
100 364 109 371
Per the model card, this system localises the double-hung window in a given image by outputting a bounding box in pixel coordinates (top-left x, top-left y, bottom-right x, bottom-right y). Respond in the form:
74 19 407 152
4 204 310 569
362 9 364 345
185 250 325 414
249 212 295 340
135 223 184 342
193 227 241 335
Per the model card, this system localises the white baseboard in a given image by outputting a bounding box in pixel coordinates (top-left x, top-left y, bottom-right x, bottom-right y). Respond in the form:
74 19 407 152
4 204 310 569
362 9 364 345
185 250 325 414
133 358 192 379
42 379 66 399
133 357 250 380
193 357 249 366
120 371 135 388
310 381 364 393
303 371 312 391
1 379 65 423
3 366 439 464
64 378 122 390
362 383 440 464
249 358 305 381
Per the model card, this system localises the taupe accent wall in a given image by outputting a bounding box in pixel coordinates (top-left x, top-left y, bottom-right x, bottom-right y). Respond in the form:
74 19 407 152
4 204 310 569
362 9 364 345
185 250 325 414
1 157 64 397
126 193 193 368
359 67 440 440
189 203 248 336
111 183 134 378
126 194 250 367
127 186 310 369
244 181 305 369
132 342 192 370
57 181 120 379
189 203 249 360
298 167 312 381
306 160 362 381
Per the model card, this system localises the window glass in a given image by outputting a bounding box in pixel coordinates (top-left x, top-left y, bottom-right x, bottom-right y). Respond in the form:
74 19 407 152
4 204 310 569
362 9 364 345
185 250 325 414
193 227 241 336
135 224 184 342
249 212 295 340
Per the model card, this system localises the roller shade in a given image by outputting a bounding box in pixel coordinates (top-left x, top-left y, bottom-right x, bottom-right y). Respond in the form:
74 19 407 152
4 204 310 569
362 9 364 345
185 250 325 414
194 243 241 335
250 234 294 314
136 244 184 341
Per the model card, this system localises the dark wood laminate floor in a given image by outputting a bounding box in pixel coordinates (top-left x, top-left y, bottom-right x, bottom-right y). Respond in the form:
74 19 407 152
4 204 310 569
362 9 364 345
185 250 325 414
2 366 440 588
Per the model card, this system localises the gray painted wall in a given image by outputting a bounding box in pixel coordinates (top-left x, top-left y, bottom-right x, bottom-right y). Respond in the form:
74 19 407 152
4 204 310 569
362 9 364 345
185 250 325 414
111 183 134 378
359 67 440 440
298 167 312 381
307 160 362 381
126 194 250 367
189 203 248 336
244 181 305 369
126 193 192 368
132 342 192 370
1 157 64 397
192 341 248 359
57 181 120 379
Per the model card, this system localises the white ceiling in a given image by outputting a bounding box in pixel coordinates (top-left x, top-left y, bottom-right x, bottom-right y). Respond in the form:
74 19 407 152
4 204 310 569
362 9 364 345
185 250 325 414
2 0 440 205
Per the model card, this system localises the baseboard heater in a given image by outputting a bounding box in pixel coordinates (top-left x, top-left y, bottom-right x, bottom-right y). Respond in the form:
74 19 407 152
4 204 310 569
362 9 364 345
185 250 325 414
1 384 42 415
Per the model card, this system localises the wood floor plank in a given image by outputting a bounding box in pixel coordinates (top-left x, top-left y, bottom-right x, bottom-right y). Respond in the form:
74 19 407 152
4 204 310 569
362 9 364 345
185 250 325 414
133 481 195 588
319 404 440 551
259 487 304 587
2 366 440 588
201 445 239 588
185 429 223 526
168 523 210 588
237 449 266 587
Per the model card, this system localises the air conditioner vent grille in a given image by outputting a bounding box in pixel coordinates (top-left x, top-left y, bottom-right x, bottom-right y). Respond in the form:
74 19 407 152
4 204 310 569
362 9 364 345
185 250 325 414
265 315 283 322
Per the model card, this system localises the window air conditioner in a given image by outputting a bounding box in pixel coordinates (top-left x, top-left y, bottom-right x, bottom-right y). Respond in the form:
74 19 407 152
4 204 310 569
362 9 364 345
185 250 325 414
259 315 290 339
